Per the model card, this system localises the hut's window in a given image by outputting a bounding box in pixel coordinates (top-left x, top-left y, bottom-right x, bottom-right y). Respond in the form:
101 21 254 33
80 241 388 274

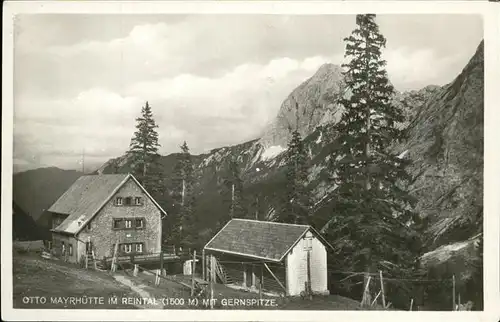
135 197 143 206
124 197 132 206
116 197 123 206
123 244 132 253
113 219 123 229
135 243 143 253
113 218 135 230
136 218 144 229
68 244 73 256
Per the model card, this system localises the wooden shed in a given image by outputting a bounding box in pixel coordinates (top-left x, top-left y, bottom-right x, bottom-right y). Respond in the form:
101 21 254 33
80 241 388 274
203 219 333 296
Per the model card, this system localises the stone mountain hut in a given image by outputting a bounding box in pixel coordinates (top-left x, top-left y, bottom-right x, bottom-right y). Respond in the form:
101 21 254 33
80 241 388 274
49 173 166 264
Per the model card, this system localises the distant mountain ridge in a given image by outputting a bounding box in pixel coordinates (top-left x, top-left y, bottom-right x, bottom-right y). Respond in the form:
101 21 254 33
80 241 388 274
13 201 48 241
13 167 83 227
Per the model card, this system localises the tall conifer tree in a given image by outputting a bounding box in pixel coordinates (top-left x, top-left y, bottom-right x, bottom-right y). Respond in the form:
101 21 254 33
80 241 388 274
325 14 419 298
173 141 196 248
282 128 311 225
228 157 244 219
127 101 163 196
217 157 245 229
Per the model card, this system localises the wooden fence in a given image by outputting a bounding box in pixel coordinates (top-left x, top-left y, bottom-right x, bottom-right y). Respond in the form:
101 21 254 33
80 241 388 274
104 245 192 269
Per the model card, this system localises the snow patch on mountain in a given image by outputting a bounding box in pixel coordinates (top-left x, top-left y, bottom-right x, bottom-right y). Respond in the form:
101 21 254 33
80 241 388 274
421 239 475 267
397 149 409 159
261 145 286 161
313 181 337 205
315 132 323 144
308 164 326 183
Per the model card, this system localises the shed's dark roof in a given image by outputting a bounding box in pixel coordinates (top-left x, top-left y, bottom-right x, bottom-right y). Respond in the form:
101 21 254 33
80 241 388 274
49 173 166 235
204 219 312 262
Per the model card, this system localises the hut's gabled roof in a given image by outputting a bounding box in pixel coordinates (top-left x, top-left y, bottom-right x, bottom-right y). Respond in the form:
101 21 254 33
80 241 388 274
204 219 332 262
49 173 166 235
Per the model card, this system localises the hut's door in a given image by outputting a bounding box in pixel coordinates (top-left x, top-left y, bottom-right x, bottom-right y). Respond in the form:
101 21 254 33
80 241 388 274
85 241 93 255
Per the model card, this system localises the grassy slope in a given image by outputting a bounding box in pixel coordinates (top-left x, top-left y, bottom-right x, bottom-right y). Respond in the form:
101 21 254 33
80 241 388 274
13 252 137 309
13 251 374 310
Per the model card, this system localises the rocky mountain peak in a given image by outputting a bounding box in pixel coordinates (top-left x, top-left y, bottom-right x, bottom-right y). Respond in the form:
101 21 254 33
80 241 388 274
259 63 344 149
311 63 343 81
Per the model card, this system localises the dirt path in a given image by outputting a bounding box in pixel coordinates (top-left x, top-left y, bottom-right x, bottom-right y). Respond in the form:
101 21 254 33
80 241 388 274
113 275 164 309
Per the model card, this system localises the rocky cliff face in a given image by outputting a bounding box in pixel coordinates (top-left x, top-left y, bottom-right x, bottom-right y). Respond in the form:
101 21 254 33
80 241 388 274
403 41 483 248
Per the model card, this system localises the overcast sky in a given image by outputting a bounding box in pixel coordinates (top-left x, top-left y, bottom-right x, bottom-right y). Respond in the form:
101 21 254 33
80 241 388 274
13 14 483 172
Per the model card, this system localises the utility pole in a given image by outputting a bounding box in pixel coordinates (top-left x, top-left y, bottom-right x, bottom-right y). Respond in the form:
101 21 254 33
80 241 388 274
82 148 85 174
231 183 235 218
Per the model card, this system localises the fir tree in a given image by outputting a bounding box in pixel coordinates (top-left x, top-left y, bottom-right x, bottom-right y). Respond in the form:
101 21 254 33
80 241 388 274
281 128 311 225
227 157 244 219
251 193 261 221
173 141 197 248
325 14 419 300
127 101 163 196
217 157 245 229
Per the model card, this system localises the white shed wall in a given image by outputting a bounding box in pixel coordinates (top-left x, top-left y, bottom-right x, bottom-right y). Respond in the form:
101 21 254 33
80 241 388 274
286 235 308 296
310 234 328 294
285 231 328 296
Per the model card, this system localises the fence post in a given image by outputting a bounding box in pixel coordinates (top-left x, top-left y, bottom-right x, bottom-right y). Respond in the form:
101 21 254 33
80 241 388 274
160 251 164 276
210 255 215 309
261 265 264 289
379 271 386 308
259 278 262 300
133 264 138 277
361 275 371 307
202 249 206 281
206 255 210 282
252 265 256 289
191 250 196 296
452 275 456 311
243 264 247 289
211 256 216 282
210 281 214 309
193 250 197 276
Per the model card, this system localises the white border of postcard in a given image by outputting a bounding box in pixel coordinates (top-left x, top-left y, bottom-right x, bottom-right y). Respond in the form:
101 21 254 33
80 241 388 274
2 1 500 321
